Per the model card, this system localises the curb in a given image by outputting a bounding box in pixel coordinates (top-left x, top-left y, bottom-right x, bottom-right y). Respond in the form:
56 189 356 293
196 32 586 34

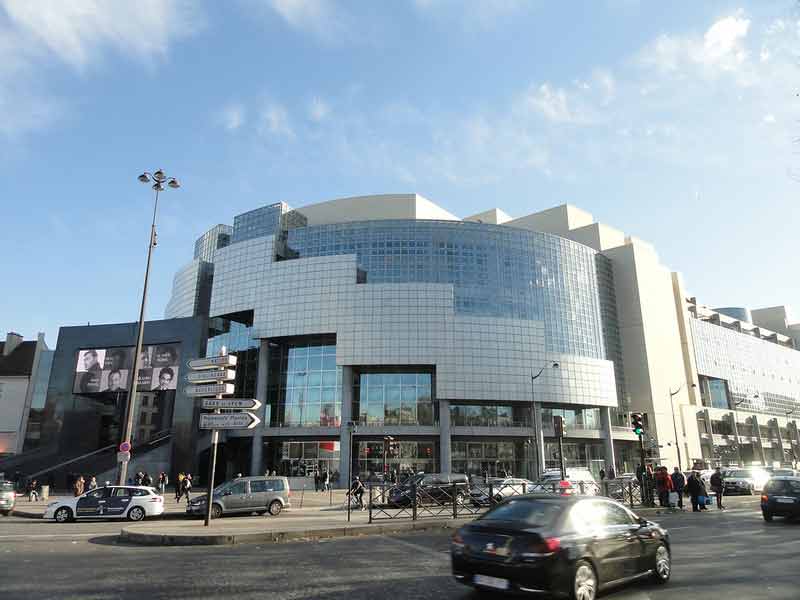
119 518 471 546
10 509 43 519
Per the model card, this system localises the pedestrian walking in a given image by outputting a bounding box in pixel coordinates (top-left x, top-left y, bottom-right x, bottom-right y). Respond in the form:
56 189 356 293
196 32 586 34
181 473 192 503
87 476 98 491
134 471 143 486
710 466 725 510
158 472 168 496
671 467 686 509
314 468 320 492
27 479 39 502
606 465 616 480
655 466 673 507
599 468 606 481
686 471 708 512
323 470 330 492
142 472 153 487
176 472 185 501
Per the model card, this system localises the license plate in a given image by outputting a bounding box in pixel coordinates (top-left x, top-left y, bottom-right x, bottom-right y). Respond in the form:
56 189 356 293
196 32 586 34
474 574 509 590
776 498 795 504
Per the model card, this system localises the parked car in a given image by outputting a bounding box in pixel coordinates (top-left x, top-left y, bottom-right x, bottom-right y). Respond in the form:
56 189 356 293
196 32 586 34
388 473 469 507
761 476 800 522
722 468 770 495
469 478 535 506
452 494 671 599
187 476 291 518
770 468 799 478
44 486 163 522
533 469 598 496
0 481 15 516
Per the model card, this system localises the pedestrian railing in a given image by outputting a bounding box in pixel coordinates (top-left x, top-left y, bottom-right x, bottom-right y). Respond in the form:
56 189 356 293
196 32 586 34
367 478 646 523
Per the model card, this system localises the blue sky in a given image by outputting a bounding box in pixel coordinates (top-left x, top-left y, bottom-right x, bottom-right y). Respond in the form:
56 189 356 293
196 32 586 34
2 0 800 344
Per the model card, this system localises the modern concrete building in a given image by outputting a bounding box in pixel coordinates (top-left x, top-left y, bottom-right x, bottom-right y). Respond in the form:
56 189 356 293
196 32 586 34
0 332 52 456
7 193 797 486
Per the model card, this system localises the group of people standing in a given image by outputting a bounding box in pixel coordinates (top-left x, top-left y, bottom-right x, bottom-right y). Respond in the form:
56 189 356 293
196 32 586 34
313 469 331 492
71 475 99 497
638 463 726 513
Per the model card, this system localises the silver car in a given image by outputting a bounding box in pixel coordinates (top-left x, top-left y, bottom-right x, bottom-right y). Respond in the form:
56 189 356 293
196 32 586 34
0 481 15 516
187 476 291 519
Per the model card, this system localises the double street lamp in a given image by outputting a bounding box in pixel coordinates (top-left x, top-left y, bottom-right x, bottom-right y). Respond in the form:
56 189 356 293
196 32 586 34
668 383 696 471
117 170 180 486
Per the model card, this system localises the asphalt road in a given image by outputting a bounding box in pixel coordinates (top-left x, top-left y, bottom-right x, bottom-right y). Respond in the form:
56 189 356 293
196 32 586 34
1 497 798 599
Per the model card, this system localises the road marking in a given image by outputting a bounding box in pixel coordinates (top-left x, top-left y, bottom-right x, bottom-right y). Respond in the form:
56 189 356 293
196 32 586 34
386 535 449 560
0 533 100 540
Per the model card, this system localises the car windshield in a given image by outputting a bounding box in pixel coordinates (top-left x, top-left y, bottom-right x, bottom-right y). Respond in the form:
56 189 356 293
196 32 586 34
727 470 752 478
478 498 562 527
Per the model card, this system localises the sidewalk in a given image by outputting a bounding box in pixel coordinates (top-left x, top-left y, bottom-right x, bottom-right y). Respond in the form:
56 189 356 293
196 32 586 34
120 510 469 546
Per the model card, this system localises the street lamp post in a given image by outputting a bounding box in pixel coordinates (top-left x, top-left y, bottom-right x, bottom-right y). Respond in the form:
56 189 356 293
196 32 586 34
732 393 758 467
117 169 180 486
531 362 559 479
668 383 695 471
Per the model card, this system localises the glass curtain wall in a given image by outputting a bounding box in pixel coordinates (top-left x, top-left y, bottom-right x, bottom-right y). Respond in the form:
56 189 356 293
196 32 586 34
267 440 341 481
451 441 528 479
355 372 434 426
449 404 530 427
356 440 435 481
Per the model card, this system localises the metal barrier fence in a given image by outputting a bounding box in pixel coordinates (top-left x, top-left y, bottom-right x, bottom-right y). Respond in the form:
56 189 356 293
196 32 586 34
367 479 645 523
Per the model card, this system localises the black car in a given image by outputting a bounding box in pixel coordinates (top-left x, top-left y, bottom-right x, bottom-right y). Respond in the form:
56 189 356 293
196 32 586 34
761 476 800 522
451 495 670 599
388 473 469 507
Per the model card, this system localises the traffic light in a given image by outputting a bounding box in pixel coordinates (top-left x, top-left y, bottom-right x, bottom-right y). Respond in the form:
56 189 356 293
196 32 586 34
631 413 644 436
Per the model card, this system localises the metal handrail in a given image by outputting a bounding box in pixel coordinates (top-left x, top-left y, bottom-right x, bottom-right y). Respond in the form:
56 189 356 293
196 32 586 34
28 428 173 479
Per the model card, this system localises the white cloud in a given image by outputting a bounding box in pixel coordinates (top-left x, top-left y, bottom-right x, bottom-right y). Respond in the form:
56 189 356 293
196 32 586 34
259 102 294 138
1 0 202 70
0 0 201 137
264 0 343 39
308 97 330 122
221 103 246 131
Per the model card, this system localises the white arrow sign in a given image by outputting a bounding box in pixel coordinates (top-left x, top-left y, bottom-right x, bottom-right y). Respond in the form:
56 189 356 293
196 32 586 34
185 383 235 397
201 398 262 410
188 355 238 370
187 369 236 384
199 412 260 430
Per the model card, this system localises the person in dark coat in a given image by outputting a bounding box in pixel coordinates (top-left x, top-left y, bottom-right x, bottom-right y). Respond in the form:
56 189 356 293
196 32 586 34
710 467 725 510
686 471 708 512
671 467 686 509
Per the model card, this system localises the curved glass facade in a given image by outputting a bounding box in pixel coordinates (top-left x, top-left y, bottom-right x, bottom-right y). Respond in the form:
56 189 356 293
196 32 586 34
286 220 606 359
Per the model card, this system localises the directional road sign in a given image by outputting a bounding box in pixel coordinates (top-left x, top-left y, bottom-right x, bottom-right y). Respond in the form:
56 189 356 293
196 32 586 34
187 369 236 384
188 355 237 370
119 441 132 453
199 412 261 430
201 398 262 411
185 383 235 397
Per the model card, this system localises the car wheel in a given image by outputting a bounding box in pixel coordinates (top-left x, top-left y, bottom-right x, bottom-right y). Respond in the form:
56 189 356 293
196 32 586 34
54 507 73 523
127 506 146 522
211 504 223 519
268 500 282 516
763 511 773 522
571 560 597 600
1 510 9 517
652 544 671 583
455 492 466 505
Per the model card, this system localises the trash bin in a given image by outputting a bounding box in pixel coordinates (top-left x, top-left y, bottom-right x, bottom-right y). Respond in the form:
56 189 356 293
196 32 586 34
40 485 49 501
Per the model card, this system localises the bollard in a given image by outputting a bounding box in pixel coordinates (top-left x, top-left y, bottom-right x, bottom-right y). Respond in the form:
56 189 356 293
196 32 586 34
522 482 527 495
300 484 305 509
452 483 458 519
412 483 418 521
347 489 351 523
368 486 373 524
489 483 494 505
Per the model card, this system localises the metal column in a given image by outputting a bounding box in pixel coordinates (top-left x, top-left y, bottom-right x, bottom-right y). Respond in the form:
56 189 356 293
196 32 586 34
439 398 451 474
250 339 269 475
